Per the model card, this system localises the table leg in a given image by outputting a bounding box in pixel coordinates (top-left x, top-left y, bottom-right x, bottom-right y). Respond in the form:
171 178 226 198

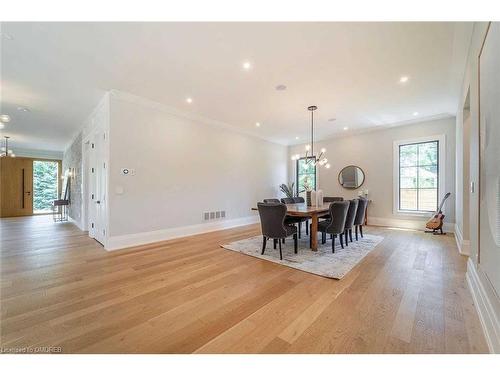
311 213 318 251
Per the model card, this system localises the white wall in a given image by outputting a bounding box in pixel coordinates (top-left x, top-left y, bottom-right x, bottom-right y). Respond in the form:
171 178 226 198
106 91 287 246
288 117 456 229
457 22 500 353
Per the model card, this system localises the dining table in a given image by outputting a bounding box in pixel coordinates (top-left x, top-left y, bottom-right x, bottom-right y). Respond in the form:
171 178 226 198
252 203 331 251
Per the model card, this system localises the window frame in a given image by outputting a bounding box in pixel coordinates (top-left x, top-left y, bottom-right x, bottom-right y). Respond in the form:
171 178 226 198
393 135 445 216
296 156 317 194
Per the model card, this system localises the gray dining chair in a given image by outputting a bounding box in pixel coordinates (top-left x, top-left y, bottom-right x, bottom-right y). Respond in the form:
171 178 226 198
353 197 368 240
315 201 350 252
280 197 308 238
263 199 280 204
323 196 344 202
257 202 298 260
343 199 359 246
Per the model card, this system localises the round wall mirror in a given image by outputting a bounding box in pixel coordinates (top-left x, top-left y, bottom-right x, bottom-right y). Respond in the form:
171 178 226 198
338 165 365 189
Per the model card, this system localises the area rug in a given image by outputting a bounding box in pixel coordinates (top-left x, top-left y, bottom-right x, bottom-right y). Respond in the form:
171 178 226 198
221 233 384 279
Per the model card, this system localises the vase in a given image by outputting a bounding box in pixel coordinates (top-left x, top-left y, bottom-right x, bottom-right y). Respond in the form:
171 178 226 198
306 190 312 206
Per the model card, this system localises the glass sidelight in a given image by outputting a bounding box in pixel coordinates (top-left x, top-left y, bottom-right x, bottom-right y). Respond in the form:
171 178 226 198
33 160 59 214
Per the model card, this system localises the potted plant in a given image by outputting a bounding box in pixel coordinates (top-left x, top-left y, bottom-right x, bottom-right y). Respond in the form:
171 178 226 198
279 182 295 198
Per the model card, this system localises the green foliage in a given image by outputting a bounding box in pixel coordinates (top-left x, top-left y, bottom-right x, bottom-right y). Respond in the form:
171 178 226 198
279 182 295 198
33 161 58 212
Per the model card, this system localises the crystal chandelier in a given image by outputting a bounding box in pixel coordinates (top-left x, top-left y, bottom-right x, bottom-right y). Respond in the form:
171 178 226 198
291 106 330 168
1 136 16 158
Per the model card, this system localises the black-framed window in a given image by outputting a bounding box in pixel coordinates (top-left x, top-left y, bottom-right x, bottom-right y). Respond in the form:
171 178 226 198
296 157 316 194
399 140 439 212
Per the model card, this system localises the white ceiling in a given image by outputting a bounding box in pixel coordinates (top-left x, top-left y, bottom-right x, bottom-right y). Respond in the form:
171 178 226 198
0 22 472 151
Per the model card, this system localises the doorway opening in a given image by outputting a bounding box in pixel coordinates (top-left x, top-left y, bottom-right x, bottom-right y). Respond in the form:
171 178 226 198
33 160 60 214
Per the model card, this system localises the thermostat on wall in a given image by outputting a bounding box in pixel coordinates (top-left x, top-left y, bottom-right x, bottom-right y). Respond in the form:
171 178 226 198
121 168 135 176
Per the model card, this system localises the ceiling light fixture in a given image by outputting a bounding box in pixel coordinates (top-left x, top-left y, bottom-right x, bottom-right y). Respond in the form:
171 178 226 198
0 114 11 123
399 76 409 83
291 106 328 168
343 127 349 130
255 122 261 127
186 97 193 104
1 136 15 158
242 61 252 70
295 136 299 140
413 112 419 116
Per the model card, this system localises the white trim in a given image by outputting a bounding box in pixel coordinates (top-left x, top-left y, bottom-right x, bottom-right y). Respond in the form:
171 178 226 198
393 134 446 215
368 216 455 233
454 223 471 256
14 148 63 160
466 258 500 353
105 215 259 251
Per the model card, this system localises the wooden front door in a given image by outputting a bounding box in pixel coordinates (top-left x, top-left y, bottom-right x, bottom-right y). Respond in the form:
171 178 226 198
0 157 33 217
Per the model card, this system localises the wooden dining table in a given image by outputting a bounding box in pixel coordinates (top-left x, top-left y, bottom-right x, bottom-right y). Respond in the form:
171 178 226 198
252 203 331 251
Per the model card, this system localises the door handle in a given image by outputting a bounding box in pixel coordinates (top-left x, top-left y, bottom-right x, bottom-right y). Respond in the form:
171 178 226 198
96 200 101 204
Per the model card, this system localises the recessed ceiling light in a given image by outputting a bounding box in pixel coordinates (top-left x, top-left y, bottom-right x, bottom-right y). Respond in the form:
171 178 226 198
242 61 252 70
343 127 349 131
413 112 419 116
399 76 409 83
255 122 261 127
275 84 287 91
295 136 299 140
186 97 193 104
0 114 10 123
328 118 336 122
17 106 30 112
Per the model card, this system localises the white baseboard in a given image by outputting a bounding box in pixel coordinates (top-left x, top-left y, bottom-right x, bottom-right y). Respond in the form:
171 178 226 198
106 215 259 251
466 258 500 353
454 223 471 256
368 216 455 233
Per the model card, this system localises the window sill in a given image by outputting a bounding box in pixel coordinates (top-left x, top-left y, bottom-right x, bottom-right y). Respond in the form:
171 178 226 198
395 210 434 217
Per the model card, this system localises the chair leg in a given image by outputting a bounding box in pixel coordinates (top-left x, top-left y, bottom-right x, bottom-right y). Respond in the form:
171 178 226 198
322 231 326 244
339 234 344 249
360 225 363 238
349 229 353 242
273 238 277 249
278 239 283 260
331 234 333 239
345 230 349 247
306 220 309 235
298 222 302 239
355 226 359 241
282 238 285 244
332 235 335 253
261 236 267 255
309 224 312 248
294 233 298 254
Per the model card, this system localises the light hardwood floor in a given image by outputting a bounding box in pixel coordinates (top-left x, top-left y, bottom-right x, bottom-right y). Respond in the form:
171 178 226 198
0 215 488 353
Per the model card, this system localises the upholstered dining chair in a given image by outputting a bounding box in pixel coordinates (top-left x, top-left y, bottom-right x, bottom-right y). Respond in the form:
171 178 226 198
257 202 298 260
353 197 368 240
280 197 308 238
343 199 359 246
323 196 344 202
263 199 280 204
314 201 349 252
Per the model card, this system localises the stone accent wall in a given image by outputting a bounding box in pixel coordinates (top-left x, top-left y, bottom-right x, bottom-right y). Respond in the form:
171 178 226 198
62 133 82 225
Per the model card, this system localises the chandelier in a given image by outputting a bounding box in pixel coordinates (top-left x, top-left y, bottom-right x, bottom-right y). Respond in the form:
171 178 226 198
1 136 16 158
291 105 330 168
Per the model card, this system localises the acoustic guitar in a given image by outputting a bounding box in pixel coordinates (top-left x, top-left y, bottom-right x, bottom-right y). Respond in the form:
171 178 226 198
425 192 451 234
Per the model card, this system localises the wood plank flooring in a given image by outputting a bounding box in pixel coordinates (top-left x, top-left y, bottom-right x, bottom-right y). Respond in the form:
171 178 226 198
0 215 488 353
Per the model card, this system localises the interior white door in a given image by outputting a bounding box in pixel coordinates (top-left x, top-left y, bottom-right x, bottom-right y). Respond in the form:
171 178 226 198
87 128 107 245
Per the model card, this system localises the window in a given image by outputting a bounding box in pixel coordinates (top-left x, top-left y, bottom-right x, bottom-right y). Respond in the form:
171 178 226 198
33 160 60 214
296 157 316 193
394 136 445 214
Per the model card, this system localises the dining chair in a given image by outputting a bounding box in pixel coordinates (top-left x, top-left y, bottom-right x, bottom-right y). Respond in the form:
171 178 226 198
343 199 359 246
280 197 308 238
290 197 310 236
323 196 344 202
263 199 280 204
353 197 368 240
257 202 298 260
315 201 350 252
